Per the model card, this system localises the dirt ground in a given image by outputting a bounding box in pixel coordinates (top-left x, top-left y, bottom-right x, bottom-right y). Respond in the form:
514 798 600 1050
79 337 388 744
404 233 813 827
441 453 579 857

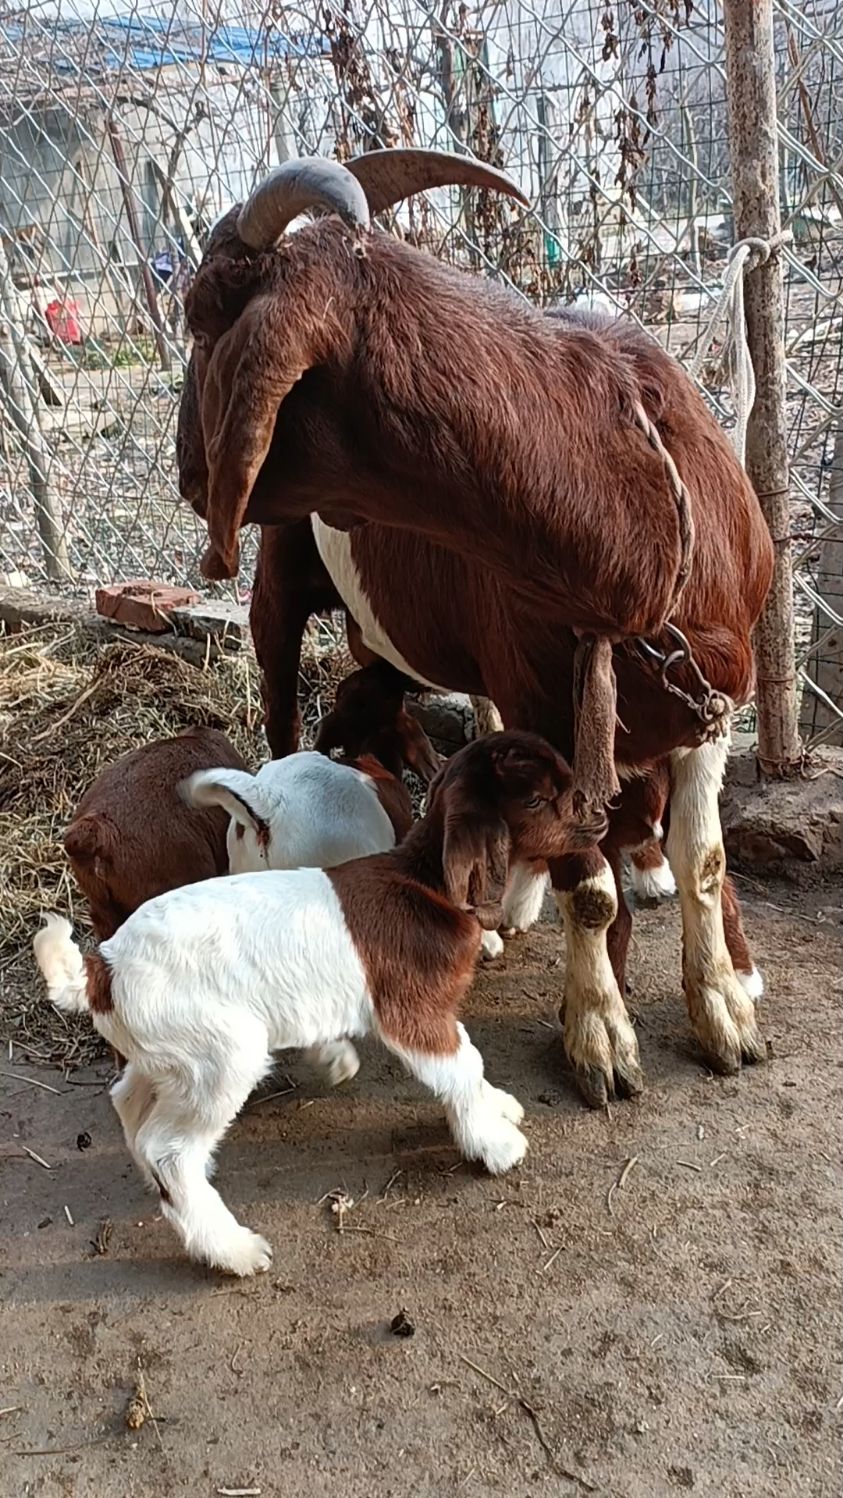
1 877 841 1498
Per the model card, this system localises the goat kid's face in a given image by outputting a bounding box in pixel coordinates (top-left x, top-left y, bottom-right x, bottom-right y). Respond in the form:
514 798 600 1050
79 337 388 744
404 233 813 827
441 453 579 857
432 732 579 931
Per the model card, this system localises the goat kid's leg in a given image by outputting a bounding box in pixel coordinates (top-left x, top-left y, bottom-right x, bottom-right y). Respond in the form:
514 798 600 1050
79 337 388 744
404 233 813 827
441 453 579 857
305 1039 360 1086
480 861 549 959
629 838 677 905
500 860 549 937
379 1020 526 1174
132 1049 273 1277
667 740 765 1072
551 850 643 1107
604 846 633 1000
110 1062 157 1186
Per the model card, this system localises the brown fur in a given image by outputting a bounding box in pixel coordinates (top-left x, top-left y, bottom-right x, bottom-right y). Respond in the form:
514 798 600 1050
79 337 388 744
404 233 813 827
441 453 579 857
316 661 440 784
630 839 666 874
179 223 772 697
84 951 113 1015
66 728 248 940
330 732 580 1054
721 875 755 979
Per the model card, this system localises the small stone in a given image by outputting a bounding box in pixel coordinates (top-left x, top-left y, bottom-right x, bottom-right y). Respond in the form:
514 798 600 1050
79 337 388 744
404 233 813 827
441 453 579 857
390 1309 415 1338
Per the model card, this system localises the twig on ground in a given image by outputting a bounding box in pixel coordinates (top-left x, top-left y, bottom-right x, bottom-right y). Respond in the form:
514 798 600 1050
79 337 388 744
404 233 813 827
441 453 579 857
531 1217 551 1250
21 1146 52 1169
0 1071 62 1095
607 1155 640 1215
459 1355 596 1491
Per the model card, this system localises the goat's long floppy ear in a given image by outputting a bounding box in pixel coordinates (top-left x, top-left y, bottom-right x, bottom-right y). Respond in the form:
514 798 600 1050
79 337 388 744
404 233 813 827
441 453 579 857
346 148 529 214
442 809 511 931
180 768 270 845
198 298 318 580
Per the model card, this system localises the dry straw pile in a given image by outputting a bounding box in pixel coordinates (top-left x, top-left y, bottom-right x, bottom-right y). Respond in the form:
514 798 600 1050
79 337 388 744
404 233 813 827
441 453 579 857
0 618 352 1065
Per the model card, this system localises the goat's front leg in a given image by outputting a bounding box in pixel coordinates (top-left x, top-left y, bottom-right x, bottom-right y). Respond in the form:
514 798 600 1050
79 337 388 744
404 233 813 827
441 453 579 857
667 739 766 1072
550 851 644 1107
250 548 309 758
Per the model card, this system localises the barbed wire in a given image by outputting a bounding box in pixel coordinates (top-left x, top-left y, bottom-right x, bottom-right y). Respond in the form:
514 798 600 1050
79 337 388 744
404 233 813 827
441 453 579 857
0 0 840 740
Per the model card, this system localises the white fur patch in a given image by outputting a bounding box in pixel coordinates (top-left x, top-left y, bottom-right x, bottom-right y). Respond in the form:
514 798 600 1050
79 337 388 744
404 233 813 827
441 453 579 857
501 863 549 933
311 517 448 690
737 966 764 1002
481 929 505 960
630 857 677 902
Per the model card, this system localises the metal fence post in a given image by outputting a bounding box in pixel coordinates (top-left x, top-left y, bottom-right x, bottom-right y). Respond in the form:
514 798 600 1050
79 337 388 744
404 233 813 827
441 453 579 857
723 0 803 777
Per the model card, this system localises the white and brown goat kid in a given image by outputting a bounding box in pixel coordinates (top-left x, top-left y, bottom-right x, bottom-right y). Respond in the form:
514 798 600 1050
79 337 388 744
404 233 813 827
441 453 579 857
35 731 587 1278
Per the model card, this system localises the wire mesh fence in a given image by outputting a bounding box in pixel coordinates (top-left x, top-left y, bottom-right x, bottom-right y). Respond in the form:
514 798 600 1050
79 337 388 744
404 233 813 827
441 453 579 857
0 0 841 741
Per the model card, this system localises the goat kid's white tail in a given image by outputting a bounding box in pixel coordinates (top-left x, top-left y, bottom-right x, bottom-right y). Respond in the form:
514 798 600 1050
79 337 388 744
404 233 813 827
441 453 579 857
33 914 89 1013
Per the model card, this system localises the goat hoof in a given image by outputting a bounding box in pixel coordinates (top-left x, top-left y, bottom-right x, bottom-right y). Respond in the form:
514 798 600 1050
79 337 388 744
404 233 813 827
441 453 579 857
688 971 767 1074
563 1012 644 1108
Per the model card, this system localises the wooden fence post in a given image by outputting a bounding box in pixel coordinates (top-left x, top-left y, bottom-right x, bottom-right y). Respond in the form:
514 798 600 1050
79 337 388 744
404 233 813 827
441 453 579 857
106 115 172 373
0 238 72 582
723 0 802 777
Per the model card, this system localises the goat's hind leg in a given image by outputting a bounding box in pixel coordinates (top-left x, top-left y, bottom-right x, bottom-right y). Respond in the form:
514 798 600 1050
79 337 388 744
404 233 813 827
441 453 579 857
133 1040 273 1276
378 1020 527 1174
110 1062 157 1185
667 740 765 1072
305 1039 360 1086
551 850 644 1107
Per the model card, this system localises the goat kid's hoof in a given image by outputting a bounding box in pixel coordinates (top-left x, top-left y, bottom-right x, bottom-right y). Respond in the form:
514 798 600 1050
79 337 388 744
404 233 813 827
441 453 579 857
689 975 767 1075
213 1228 273 1278
563 1014 645 1108
325 1041 361 1087
477 1119 528 1175
306 1040 360 1087
482 1080 525 1125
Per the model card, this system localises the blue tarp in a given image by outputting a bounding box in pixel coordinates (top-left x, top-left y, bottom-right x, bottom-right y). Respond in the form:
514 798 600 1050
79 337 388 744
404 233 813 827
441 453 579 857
0 14 329 76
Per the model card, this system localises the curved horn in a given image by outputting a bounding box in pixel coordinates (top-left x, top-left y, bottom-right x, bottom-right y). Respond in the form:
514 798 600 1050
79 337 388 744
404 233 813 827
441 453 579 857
346 147 529 216
236 158 371 250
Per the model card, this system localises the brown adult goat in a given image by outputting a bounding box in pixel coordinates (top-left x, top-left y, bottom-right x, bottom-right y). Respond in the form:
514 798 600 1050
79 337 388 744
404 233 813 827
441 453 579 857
177 149 774 1106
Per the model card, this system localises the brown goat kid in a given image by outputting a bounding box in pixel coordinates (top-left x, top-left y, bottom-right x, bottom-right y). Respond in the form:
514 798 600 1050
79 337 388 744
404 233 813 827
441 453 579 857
315 658 441 784
65 728 248 942
177 149 774 1106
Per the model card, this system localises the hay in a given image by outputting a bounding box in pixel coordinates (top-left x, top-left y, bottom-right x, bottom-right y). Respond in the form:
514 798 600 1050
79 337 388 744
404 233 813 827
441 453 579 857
0 616 353 1066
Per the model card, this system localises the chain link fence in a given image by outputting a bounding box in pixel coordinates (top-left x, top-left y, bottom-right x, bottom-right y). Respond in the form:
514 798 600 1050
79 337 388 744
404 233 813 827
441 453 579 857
0 0 841 741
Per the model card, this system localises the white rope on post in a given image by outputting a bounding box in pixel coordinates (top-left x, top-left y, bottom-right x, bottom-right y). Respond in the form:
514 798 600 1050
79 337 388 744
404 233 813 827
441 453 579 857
690 233 791 469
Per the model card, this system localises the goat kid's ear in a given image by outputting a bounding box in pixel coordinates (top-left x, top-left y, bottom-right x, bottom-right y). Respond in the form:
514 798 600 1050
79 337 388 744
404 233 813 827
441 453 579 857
180 768 271 844
442 810 511 931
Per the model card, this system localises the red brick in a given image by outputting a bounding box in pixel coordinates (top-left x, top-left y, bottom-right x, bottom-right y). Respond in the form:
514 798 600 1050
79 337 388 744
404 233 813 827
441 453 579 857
95 581 200 635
